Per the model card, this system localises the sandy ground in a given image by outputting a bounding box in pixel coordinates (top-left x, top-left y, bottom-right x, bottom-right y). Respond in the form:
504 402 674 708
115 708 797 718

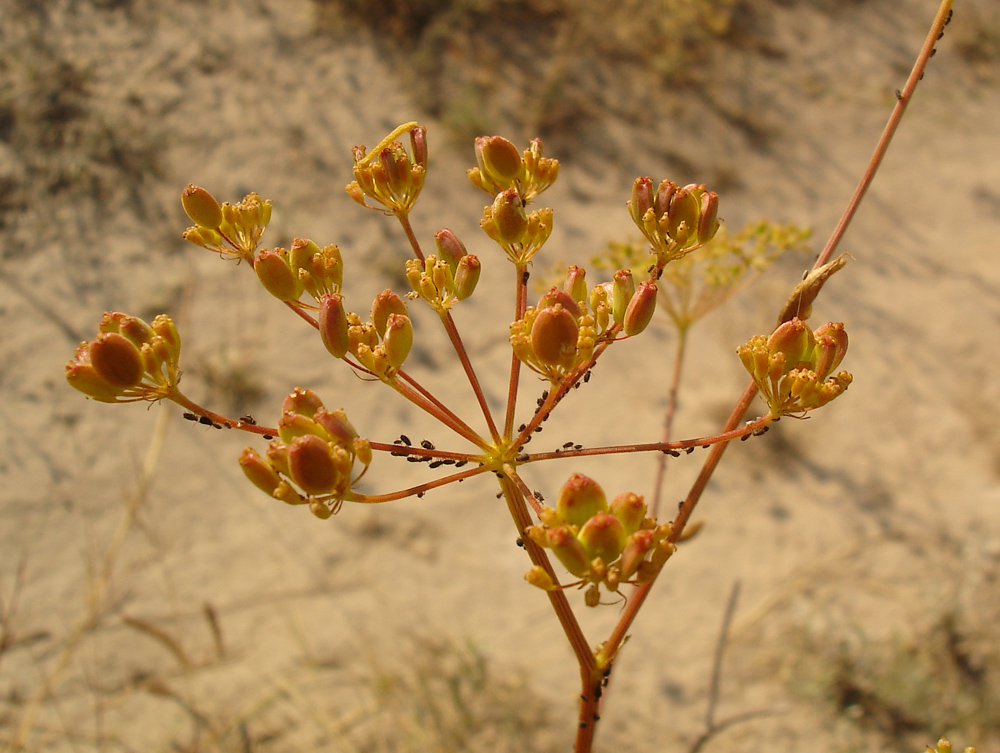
2 0 1000 751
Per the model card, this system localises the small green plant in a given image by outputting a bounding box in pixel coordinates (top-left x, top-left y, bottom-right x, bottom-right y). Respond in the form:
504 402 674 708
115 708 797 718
60 2 961 751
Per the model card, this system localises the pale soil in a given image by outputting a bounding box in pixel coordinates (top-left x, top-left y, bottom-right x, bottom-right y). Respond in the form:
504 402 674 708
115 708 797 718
2 1 1000 752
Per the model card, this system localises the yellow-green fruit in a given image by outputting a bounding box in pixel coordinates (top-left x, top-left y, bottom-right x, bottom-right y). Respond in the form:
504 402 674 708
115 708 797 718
530 305 578 369
288 435 340 496
181 184 223 229
556 473 608 528
89 333 144 388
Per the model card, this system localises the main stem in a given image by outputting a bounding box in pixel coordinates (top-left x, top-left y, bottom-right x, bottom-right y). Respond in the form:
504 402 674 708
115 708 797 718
497 473 599 752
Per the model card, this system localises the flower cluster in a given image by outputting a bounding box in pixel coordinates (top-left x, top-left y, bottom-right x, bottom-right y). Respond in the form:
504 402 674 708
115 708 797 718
524 474 675 607
346 122 428 214
628 177 720 266
404 229 482 313
738 317 852 418
510 266 657 384
468 135 559 202
239 388 371 519
480 188 554 267
181 185 273 263
317 289 414 381
254 238 344 303
66 312 181 403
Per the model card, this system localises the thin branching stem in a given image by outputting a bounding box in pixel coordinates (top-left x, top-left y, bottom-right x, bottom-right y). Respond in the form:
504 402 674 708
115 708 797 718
396 212 425 262
522 415 773 463
389 376 490 450
815 0 953 270
650 326 689 518
169 391 278 436
441 311 502 443
504 264 529 439
353 463 493 503
368 441 480 462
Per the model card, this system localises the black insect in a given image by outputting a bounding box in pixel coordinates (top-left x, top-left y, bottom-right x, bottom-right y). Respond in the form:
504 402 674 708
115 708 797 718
420 439 435 450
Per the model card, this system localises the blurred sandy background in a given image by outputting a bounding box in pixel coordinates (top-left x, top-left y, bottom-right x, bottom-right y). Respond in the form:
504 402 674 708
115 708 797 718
2 0 1000 751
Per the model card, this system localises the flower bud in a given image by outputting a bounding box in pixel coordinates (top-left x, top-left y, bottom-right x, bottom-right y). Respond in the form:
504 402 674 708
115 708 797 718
319 293 350 358
151 315 181 365
530 305 578 368
314 407 358 446
564 265 588 305
538 286 581 319
181 184 223 229
612 270 635 325
546 526 591 578
239 447 283 497
255 248 303 301
556 473 608 527
628 177 654 227
182 225 223 251
524 565 557 591
282 387 324 419
409 125 428 169
370 289 409 338
618 529 656 581
382 313 413 370
609 492 647 534
767 318 815 370
288 434 341 495
65 357 123 402
812 322 848 378
488 188 527 245
623 282 658 336
578 512 627 563
111 314 155 347
434 228 467 274
667 186 700 245
90 333 144 388
649 539 677 568
480 135 523 183
309 499 335 519
698 189 720 244
590 282 613 332
453 255 481 301
353 437 372 468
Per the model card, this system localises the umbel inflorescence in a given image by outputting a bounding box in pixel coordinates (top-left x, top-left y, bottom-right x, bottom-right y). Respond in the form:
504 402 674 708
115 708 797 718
66 122 851 747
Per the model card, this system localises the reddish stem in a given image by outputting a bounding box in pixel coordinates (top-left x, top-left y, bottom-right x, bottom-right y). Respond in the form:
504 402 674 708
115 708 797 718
521 415 772 463
169 391 277 436
503 264 529 439
651 326 687 519
441 311 502 443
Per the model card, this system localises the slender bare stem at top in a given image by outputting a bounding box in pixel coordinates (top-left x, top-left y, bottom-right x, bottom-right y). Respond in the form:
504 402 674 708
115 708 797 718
815 0 953 270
